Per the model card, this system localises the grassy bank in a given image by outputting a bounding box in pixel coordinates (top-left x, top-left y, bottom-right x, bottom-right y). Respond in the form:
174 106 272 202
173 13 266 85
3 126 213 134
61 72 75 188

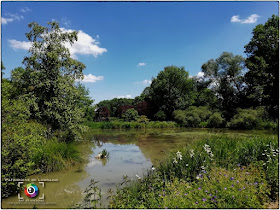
83 121 178 129
111 135 279 208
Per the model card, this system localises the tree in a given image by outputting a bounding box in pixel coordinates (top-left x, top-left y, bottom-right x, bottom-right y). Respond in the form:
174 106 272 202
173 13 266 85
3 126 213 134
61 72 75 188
201 52 246 120
11 21 87 141
122 108 139 122
144 66 195 120
244 15 279 119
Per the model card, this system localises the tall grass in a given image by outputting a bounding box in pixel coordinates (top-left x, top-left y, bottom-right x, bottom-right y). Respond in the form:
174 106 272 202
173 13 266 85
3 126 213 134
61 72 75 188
32 139 81 172
111 135 279 208
83 121 178 129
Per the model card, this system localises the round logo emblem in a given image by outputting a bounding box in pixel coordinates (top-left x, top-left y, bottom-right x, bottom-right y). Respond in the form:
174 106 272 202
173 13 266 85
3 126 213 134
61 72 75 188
24 183 39 198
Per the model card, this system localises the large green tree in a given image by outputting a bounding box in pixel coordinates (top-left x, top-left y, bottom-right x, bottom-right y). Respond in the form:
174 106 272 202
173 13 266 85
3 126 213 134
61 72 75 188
244 15 279 119
11 21 87 140
201 52 246 119
144 66 195 120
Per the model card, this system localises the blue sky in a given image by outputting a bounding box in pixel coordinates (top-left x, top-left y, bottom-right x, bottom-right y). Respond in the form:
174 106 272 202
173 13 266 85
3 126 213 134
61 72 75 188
1 1 278 103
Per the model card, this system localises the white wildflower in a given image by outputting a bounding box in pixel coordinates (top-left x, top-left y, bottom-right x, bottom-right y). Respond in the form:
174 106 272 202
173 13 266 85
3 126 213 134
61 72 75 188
196 175 200 179
173 158 178 164
190 149 194 158
136 175 141 180
186 164 189 167
176 151 183 160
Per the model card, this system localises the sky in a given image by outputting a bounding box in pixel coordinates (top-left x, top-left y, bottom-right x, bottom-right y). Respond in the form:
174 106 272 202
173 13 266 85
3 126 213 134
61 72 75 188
1 1 279 104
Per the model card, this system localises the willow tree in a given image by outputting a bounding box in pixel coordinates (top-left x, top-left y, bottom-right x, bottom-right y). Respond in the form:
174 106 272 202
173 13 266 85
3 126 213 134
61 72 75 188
11 21 87 141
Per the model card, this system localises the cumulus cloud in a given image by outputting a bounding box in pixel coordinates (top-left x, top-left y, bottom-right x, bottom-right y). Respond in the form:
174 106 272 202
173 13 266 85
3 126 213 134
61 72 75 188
8 28 107 59
2 13 24 25
76 74 104 83
137 62 146 67
231 14 260 24
117 95 132 99
62 28 107 59
8 39 31 50
21 7 31 13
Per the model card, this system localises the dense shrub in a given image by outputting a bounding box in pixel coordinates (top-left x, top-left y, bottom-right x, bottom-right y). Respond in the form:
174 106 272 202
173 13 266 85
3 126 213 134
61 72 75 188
154 110 167 121
227 108 262 129
173 106 224 128
122 108 139 122
208 112 224 128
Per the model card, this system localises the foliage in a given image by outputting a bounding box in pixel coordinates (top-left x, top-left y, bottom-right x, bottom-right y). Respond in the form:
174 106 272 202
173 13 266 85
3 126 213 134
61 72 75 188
173 106 218 127
122 108 139 122
244 15 279 119
227 108 265 130
207 112 224 128
201 52 246 120
144 66 195 120
83 121 178 129
154 110 167 121
111 135 278 208
11 21 87 141
97 98 134 117
137 115 150 123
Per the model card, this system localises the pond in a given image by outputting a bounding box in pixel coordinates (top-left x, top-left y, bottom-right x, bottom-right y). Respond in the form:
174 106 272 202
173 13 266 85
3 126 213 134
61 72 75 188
1 128 274 208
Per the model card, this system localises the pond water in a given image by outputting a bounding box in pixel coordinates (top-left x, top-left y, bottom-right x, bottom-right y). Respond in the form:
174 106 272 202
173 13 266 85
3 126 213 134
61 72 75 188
2 128 273 208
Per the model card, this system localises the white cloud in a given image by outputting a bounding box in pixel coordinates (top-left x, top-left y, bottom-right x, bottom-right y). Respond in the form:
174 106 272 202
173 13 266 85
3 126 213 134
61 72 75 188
8 39 31 50
21 7 31 13
137 62 146 67
197 72 204 78
117 95 132 99
241 14 260 24
231 14 260 24
76 74 104 83
8 28 107 59
231 15 241 23
1 17 14 24
62 28 107 58
2 13 23 25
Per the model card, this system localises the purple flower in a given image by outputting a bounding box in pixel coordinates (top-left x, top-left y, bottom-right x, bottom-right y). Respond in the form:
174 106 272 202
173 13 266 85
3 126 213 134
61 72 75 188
216 179 219 182
224 187 227 190
231 177 234 180
246 196 248 199
254 182 258 185
209 194 212 196
185 193 188 195
158 205 161 207
239 188 241 191
237 164 241 167
177 192 179 194
195 202 198 204
232 196 235 198
198 187 201 190
205 190 208 193
163 189 165 191
202 198 206 201
219 172 221 175
163 194 166 196
231 184 234 187
236 180 239 183
165 207 168 209
243 187 245 190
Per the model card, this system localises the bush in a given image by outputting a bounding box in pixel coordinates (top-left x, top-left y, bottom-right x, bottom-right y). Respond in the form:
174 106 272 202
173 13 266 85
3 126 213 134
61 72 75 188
154 110 167 121
122 108 139 122
208 112 224 128
173 106 214 127
227 108 260 129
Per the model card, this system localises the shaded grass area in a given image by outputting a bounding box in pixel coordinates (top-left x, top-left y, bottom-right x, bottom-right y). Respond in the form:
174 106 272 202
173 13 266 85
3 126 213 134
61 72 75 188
111 135 279 208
